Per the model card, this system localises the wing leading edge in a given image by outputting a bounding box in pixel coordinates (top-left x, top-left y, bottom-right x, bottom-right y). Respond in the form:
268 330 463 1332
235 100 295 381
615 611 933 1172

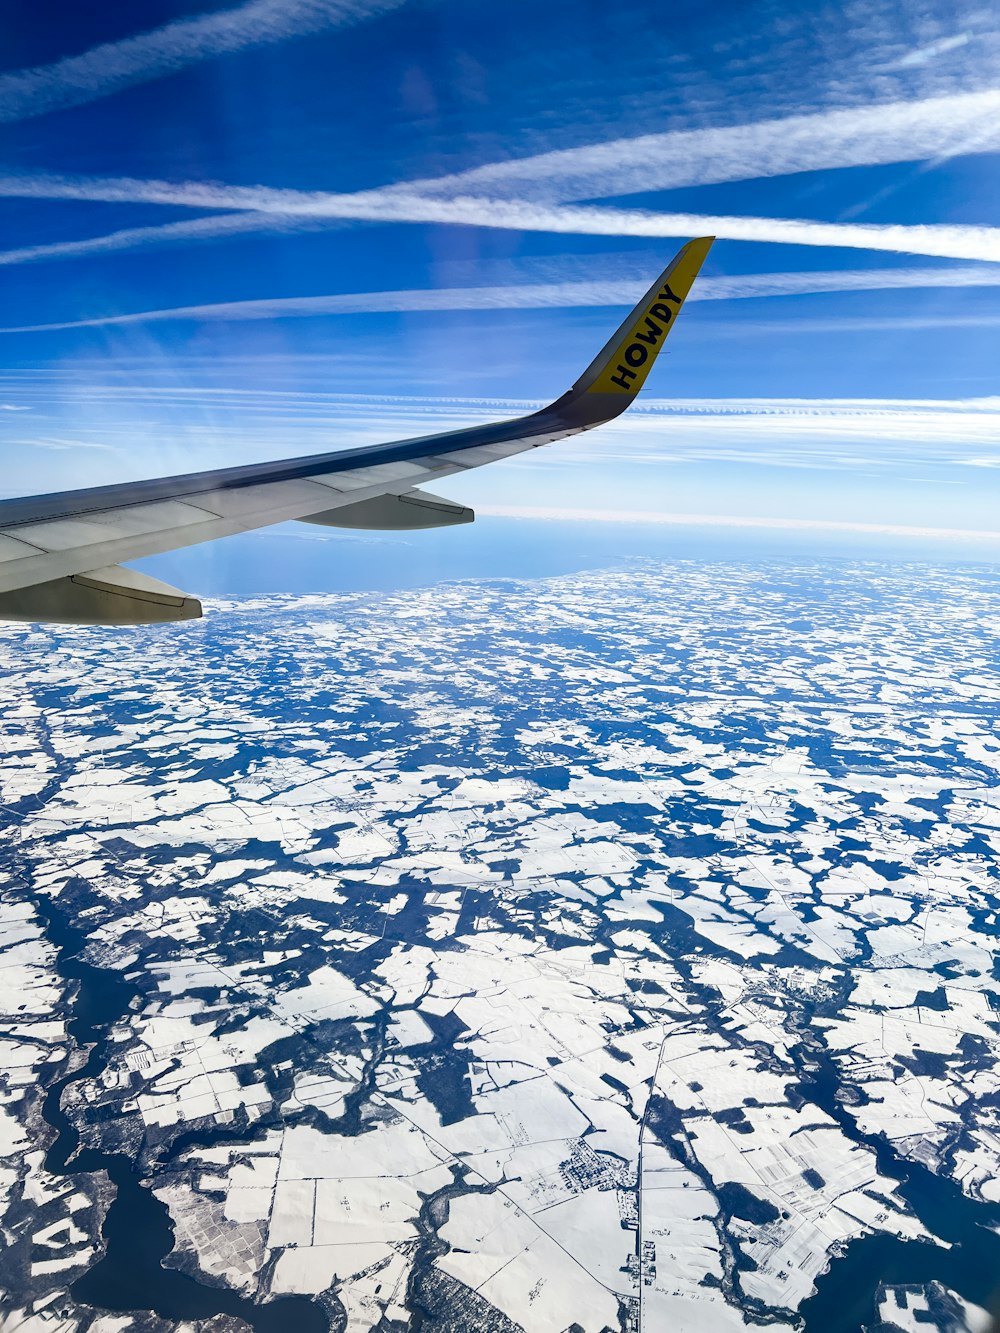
0 237 713 624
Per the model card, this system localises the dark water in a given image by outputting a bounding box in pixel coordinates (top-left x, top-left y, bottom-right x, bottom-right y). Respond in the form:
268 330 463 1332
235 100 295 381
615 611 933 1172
64 885 990 1333
800 1051 1000 1332
20 864 1000 1332
36 896 329 1333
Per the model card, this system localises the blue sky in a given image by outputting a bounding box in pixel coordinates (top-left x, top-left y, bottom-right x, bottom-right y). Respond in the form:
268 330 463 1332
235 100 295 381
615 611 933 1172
0 0 999 581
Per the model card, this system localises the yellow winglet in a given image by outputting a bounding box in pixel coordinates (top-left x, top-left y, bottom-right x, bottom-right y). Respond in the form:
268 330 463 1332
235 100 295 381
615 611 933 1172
581 236 714 399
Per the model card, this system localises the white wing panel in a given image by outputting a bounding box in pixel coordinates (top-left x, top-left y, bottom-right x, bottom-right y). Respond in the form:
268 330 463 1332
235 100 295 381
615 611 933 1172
0 521 230 595
0 532 45 558
434 441 542 467
328 460 433 489
8 499 217 551
187 478 346 521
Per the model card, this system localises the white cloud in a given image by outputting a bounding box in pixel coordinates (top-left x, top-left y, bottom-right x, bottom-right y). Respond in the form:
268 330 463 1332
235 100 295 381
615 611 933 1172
0 0 404 124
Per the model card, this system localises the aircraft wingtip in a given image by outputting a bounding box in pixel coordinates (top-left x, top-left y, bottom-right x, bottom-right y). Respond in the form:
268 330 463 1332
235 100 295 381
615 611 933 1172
565 237 713 407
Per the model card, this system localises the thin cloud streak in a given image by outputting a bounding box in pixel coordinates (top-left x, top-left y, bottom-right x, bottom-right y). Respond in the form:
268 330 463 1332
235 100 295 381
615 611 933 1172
702 313 1000 334
577 398 1000 456
8 436 117 452
2 387 993 451
4 268 1000 333
693 266 1000 298
478 505 1000 542
0 0 404 125
631 396 1000 416
0 212 314 267
2 388 996 479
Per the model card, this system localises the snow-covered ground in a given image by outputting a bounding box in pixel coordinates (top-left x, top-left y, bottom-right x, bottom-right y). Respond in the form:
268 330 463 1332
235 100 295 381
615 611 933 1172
1 559 998 1332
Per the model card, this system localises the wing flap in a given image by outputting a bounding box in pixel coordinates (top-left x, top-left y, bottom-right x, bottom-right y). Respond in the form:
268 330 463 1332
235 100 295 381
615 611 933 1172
303 488 474 530
0 564 202 625
329 460 434 489
182 477 348 521
10 498 216 552
0 532 44 558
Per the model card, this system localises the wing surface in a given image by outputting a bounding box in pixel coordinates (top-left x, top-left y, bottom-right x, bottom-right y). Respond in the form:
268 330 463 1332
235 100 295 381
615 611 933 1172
0 237 713 623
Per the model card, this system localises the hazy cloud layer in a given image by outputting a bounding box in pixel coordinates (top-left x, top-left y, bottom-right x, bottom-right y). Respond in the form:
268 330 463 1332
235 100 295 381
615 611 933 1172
476 505 1000 541
2 380 995 455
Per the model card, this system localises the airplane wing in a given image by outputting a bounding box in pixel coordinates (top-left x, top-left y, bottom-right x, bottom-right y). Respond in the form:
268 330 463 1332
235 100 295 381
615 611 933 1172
0 237 713 625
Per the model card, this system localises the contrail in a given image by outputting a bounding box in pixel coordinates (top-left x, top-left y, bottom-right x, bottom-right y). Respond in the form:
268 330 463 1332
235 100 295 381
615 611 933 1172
4 266 1000 333
0 172 997 262
3 81 1000 263
404 87 1000 202
0 0 405 124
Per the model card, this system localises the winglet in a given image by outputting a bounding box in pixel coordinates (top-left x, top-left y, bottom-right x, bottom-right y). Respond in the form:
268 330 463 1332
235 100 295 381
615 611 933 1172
550 237 713 426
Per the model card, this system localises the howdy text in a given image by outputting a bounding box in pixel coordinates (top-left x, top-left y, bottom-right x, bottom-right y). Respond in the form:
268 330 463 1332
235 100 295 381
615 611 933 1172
607 281 682 391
